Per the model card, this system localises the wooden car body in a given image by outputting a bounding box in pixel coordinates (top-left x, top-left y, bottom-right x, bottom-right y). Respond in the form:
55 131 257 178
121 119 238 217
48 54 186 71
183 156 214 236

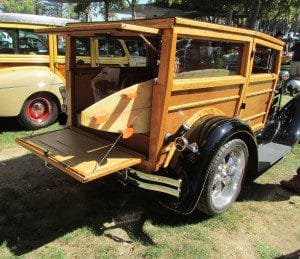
17 18 297 213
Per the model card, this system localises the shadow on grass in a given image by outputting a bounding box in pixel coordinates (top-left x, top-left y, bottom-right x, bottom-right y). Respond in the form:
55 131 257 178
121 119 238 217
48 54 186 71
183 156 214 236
0 153 292 256
0 153 207 256
0 117 24 133
239 182 292 202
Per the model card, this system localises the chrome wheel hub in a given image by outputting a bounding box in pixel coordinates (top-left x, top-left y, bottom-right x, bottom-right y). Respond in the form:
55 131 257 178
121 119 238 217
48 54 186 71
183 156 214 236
211 147 246 210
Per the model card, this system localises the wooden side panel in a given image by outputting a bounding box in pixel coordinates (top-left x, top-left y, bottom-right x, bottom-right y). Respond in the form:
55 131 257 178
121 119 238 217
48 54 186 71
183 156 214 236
166 82 240 133
166 100 237 133
240 78 274 129
149 29 177 170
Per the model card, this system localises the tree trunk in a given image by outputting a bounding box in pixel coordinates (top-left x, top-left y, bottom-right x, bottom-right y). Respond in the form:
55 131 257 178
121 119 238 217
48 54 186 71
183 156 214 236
131 0 136 19
104 0 109 22
226 6 233 25
247 0 261 29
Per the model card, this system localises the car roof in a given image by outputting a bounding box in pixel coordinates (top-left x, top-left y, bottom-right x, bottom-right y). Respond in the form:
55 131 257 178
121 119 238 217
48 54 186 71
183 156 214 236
0 13 78 27
36 17 284 47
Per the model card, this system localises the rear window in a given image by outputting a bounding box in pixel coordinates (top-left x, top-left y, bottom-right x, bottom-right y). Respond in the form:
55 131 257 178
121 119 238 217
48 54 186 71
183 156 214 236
97 37 125 57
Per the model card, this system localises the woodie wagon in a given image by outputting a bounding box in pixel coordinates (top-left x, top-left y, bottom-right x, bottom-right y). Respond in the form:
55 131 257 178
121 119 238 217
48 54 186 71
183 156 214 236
16 17 300 215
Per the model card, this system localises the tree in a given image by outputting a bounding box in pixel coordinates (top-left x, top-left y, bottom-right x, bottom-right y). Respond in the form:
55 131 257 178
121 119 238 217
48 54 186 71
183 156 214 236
125 0 137 19
153 0 300 32
42 0 64 17
0 0 42 14
74 0 92 21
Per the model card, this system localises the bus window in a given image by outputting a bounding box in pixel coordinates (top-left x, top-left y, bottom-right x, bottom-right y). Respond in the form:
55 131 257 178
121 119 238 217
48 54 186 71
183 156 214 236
18 29 48 55
57 35 66 56
0 28 16 54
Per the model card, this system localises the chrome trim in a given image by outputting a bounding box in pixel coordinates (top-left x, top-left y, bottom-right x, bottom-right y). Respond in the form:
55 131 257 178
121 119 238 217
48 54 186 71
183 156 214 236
0 83 64 90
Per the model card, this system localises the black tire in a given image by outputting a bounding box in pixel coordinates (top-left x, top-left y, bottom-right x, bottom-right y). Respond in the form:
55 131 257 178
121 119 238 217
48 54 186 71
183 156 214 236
17 93 59 130
197 139 249 215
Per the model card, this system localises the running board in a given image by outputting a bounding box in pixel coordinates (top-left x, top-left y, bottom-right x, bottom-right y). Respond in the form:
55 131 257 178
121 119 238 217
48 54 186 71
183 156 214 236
258 142 292 172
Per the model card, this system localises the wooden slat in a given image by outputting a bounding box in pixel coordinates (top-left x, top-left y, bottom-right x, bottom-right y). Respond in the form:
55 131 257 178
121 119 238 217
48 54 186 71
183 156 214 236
245 88 273 97
175 26 252 43
174 17 284 46
172 75 245 92
236 40 254 117
249 73 276 83
242 112 266 122
169 95 240 112
149 29 177 170
255 38 284 51
36 22 160 35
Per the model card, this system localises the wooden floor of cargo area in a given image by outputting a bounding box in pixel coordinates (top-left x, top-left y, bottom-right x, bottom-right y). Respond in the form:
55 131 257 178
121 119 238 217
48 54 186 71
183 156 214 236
16 127 143 182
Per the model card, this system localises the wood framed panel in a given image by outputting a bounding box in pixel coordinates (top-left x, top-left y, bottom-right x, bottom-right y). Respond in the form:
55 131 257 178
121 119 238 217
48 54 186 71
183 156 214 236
149 29 177 170
240 78 273 129
166 99 238 134
175 26 252 43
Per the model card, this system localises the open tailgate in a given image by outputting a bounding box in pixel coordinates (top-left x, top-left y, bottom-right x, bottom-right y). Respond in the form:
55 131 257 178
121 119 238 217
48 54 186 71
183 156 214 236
16 127 143 183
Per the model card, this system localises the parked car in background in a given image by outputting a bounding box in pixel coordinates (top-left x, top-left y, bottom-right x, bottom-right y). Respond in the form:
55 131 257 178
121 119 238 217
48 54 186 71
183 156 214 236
0 13 147 130
0 13 75 129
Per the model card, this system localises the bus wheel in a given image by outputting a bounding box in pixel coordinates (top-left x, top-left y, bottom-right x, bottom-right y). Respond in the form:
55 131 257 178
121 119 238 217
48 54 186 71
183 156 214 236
198 139 249 215
18 93 59 130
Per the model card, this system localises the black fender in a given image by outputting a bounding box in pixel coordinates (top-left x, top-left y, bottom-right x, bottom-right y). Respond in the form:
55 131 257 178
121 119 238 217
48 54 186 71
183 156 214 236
167 116 258 215
273 94 300 146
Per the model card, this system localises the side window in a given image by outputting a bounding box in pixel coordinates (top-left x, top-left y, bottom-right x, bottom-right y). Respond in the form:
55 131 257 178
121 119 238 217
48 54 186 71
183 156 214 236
252 45 276 74
57 36 66 56
125 40 147 57
18 29 48 55
0 28 16 54
76 38 90 56
97 37 125 57
75 37 91 67
175 38 243 79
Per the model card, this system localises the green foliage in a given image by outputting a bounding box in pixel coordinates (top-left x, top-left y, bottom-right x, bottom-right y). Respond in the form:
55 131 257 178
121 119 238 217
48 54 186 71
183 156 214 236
153 0 299 31
0 0 41 14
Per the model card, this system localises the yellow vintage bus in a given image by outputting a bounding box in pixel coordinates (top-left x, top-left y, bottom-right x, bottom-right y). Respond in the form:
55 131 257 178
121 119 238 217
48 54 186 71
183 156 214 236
0 13 76 129
0 13 147 129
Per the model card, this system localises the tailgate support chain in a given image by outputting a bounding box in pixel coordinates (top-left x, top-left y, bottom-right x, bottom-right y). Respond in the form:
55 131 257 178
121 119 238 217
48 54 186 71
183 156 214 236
119 169 182 198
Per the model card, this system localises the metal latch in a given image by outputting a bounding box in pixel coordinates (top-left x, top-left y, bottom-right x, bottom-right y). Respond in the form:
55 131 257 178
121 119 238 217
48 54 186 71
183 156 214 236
241 103 246 109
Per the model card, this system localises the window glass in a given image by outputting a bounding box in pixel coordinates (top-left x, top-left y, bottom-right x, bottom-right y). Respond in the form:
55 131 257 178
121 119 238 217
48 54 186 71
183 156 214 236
75 37 91 67
252 45 276 74
18 29 48 55
0 28 16 54
76 38 90 56
97 37 125 57
57 35 66 55
125 40 147 57
175 38 243 79
0 28 48 55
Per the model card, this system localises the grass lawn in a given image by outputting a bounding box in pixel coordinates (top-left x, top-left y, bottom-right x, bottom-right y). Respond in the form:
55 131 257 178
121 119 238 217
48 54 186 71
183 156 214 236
0 118 60 150
0 106 299 258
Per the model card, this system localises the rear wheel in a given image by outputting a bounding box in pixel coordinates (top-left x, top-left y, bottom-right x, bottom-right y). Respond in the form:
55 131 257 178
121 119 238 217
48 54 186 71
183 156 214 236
18 93 59 129
198 139 248 215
